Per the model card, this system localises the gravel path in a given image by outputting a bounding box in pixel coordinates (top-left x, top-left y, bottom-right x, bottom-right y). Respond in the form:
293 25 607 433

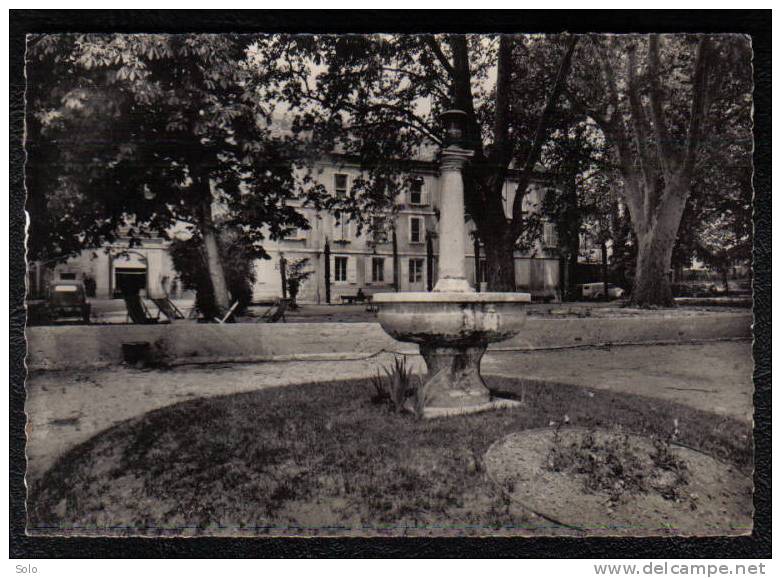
25 341 753 484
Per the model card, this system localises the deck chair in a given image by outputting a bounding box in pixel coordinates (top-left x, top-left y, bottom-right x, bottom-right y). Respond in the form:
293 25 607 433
123 293 158 324
214 301 241 324
258 299 290 323
151 296 186 321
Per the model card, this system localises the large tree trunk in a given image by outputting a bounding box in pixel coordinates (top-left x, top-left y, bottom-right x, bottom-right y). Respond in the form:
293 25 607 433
198 194 231 314
631 231 675 307
630 191 687 307
483 234 516 292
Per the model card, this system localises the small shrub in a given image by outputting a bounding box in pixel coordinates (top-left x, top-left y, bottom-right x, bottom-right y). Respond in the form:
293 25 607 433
283 258 313 309
649 434 691 503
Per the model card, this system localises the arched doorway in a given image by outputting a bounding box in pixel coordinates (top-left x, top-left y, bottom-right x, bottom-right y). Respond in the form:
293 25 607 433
111 251 148 298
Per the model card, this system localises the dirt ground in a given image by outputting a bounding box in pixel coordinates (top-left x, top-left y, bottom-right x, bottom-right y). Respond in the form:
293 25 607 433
24 340 753 484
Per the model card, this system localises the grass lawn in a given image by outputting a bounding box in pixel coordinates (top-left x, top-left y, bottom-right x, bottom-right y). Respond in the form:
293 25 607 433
28 376 753 537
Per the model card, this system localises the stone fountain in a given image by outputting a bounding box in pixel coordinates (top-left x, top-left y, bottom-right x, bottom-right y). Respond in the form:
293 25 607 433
373 110 531 418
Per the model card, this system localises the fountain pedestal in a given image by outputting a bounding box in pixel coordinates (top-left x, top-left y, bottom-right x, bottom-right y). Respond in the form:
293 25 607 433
419 342 490 407
373 112 531 418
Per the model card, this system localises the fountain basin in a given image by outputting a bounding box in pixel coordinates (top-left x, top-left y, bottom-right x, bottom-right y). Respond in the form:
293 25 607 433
373 292 531 417
373 292 530 344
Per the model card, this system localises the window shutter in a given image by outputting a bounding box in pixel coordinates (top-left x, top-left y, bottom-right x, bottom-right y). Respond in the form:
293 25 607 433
420 181 428 205
330 254 336 281
365 257 373 285
347 257 357 284
384 257 394 284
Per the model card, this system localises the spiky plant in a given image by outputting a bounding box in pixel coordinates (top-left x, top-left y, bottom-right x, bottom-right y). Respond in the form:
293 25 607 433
383 355 416 413
367 356 421 414
369 369 389 405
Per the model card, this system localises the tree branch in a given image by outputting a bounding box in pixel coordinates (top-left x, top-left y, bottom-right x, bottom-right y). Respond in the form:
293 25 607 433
423 35 456 79
447 34 481 151
626 44 654 179
491 34 514 167
293 89 442 145
380 67 450 100
562 87 611 130
510 35 578 228
592 38 645 230
626 43 657 222
682 36 712 179
594 37 621 124
647 34 677 176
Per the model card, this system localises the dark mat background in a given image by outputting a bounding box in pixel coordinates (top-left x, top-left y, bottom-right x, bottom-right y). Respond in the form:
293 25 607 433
9 9 771 558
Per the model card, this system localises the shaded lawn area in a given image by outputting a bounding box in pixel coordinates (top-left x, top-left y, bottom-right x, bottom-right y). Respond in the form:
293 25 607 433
28 376 753 537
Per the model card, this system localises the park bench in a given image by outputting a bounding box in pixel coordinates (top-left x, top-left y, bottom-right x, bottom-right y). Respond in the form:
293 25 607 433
340 293 369 305
339 293 378 312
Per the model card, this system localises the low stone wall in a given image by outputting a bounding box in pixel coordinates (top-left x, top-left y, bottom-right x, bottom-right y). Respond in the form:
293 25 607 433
25 313 752 371
499 313 752 350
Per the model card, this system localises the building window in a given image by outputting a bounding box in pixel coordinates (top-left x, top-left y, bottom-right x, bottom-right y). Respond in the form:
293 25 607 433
409 216 424 244
334 256 348 282
408 258 424 284
371 216 388 244
543 223 558 248
372 257 385 283
409 177 426 205
333 216 351 242
334 173 349 198
479 259 488 284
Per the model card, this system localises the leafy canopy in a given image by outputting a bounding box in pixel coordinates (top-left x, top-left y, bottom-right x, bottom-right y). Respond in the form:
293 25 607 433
26 33 310 262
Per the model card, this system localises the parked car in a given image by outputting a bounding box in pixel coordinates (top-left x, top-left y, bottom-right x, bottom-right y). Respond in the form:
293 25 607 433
579 282 626 301
45 281 91 323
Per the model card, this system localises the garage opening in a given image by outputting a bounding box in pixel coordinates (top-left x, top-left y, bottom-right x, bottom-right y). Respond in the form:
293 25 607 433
114 268 147 297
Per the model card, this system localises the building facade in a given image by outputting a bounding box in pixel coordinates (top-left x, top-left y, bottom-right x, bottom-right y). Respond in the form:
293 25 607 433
27 235 178 300
29 158 561 303
253 158 560 303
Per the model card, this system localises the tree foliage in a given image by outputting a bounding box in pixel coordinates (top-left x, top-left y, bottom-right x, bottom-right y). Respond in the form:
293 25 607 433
26 33 310 310
27 33 752 306
540 116 616 297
